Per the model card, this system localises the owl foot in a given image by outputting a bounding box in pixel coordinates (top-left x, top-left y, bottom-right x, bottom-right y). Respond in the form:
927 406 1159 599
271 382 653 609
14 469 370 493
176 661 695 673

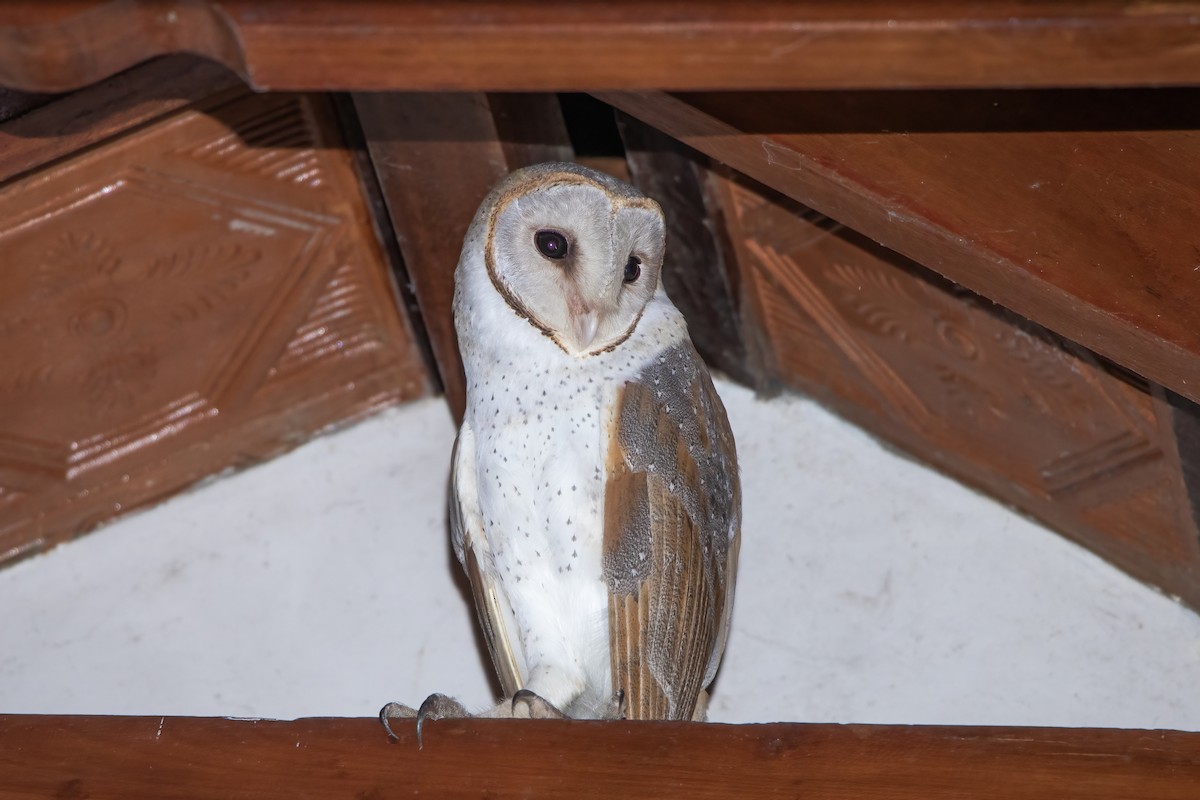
511 689 566 719
379 691 569 746
412 693 471 749
378 701 417 743
378 694 469 748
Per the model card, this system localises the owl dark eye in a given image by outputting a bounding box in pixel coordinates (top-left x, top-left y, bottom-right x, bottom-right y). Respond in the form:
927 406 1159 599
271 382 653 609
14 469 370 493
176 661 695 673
623 255 642 284
535 230 569 260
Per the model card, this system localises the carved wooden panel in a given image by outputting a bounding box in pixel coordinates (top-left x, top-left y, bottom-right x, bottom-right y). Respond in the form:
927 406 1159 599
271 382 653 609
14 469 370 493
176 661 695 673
599 90 1200 416
0 88 430 564
707 169 1200 606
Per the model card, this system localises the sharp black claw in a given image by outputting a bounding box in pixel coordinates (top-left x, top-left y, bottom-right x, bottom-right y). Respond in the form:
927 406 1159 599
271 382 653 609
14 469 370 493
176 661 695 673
415 693 467 750
415 700 431 751
379 705 400 743
415 694 442 750
378 702 417 744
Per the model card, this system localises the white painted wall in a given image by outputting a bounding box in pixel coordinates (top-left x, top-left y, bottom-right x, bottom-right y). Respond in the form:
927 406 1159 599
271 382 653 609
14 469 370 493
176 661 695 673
2 381 1198 729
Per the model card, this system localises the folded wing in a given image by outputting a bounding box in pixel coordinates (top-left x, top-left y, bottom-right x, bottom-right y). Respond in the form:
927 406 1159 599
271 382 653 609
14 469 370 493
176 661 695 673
604 341 741 720
450 427 524 698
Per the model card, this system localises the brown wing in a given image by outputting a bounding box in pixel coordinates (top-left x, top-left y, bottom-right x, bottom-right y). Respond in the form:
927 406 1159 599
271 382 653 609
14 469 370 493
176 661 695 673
604 341 741 720
450 427 524 698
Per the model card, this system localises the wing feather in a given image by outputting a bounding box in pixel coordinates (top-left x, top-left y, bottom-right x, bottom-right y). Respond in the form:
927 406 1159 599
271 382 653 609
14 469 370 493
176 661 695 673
451 428 524 698
603 341 741 720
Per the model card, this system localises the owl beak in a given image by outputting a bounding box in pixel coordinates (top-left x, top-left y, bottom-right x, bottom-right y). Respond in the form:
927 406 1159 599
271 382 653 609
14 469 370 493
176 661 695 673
572 310 599 352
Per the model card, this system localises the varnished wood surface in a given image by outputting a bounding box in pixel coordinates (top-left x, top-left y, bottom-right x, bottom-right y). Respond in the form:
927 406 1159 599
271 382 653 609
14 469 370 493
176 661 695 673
4 2 1200 93
1 715 1198 799
699 167 1200 607
599 89 1200 410
0 65 430 565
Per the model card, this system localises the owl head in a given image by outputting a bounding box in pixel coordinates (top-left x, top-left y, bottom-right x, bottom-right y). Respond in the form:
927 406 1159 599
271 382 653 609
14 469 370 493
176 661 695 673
467 162 666 356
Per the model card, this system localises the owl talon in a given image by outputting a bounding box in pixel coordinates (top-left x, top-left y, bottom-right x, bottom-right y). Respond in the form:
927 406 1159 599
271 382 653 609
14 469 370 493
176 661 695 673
378 701 417 743
416 693 470 749
511 689 566 719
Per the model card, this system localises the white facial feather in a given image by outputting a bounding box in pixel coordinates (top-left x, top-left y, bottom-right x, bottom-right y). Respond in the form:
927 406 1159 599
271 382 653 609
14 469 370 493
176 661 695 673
482 168 665 355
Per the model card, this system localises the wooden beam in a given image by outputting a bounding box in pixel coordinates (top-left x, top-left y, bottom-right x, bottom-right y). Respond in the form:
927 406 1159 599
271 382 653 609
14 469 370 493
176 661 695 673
1 715 1198 799
4 2 1200 93
597 89 1200 409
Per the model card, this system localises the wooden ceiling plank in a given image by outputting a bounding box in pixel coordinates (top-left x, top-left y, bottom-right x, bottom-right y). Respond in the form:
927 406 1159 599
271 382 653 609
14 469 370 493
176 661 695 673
4 2 1200 93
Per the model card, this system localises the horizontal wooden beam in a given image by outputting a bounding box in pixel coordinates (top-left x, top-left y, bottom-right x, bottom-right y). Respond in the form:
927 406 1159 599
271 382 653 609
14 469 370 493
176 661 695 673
598 89 1200 408
1 715 1197 799
3 2 1200 93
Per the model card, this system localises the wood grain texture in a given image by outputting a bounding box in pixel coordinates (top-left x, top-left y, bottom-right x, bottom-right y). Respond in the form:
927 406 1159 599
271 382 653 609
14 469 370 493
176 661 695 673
353 92 571 421
598 89 1200 411
0 84 429 565
1 715 1197 799
700 167 1200 607
5 2 1200 93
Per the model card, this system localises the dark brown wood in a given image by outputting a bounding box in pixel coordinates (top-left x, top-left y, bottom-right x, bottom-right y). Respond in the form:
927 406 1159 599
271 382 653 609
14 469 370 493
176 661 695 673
1 715 1198 799
0 54 242 183
617 115 755 384
598 89 1200 411
5 2 1200 93
0 75 430 565
0 1 246 95
0 86 53 124
695 167 1200 607
1167 391 1200 544
353 92 571 420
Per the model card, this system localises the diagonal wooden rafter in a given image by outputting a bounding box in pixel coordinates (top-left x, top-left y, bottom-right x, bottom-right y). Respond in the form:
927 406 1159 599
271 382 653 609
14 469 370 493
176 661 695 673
597 89 1200 408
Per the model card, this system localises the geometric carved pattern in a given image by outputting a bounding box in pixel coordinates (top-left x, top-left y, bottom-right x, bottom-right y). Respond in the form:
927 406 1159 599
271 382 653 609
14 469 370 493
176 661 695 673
0 171 328 476
0 87 429 565
713 169 1200 594
268 261 388 382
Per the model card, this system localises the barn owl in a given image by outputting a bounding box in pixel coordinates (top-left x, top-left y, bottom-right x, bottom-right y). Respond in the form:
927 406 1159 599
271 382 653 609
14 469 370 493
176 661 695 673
382 162 740 740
